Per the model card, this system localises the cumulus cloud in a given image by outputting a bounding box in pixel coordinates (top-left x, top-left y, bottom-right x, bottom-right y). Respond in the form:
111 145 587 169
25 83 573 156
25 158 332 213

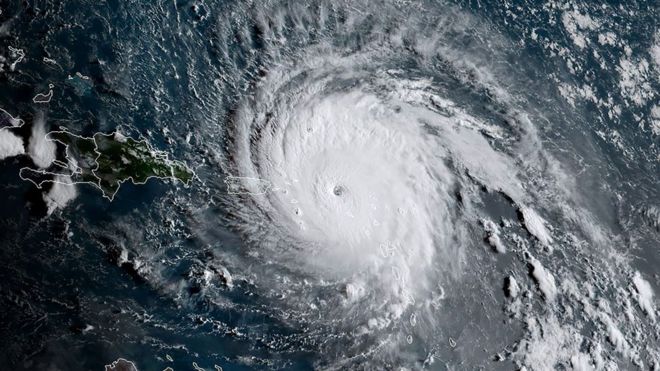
632 271 656 321
0 129 25 160
43 175 77 215
530 256 558 302
28 112 57 168
521 207 553 246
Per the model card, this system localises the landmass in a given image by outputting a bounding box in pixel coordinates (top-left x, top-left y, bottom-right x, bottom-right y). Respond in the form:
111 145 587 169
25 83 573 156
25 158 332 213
66 72 93 96
0 108 24 130
7 46 25 71
20 129 194 201
32 84 54 103
104 358 138 371
224 175 272 195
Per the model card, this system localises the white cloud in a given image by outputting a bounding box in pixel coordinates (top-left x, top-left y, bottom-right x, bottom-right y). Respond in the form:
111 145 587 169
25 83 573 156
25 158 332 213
632 271 656 321
44 175 77 215
651 105 660 136
530 256 558 302
561 10 599 49
0 129 25 160
521 207 553 246
651 32 660 79
28 113 57 168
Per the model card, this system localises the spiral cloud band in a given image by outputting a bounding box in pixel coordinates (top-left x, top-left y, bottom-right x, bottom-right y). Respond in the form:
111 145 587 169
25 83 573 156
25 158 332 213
220 6 544 360
195 0 660 368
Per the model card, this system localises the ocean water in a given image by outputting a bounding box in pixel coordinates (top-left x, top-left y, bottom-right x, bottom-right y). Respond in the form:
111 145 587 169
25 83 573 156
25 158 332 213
0 0 658 370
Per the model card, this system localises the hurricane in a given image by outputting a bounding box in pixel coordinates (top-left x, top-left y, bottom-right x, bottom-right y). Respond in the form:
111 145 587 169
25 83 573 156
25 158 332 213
186 0 659 368
1 0 658 369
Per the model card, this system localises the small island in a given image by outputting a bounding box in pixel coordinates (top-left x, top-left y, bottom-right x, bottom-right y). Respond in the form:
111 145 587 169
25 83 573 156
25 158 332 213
20 129 194 200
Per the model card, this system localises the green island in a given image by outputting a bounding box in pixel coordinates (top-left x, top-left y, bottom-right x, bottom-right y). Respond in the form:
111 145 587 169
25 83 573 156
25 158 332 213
23 129 194 200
